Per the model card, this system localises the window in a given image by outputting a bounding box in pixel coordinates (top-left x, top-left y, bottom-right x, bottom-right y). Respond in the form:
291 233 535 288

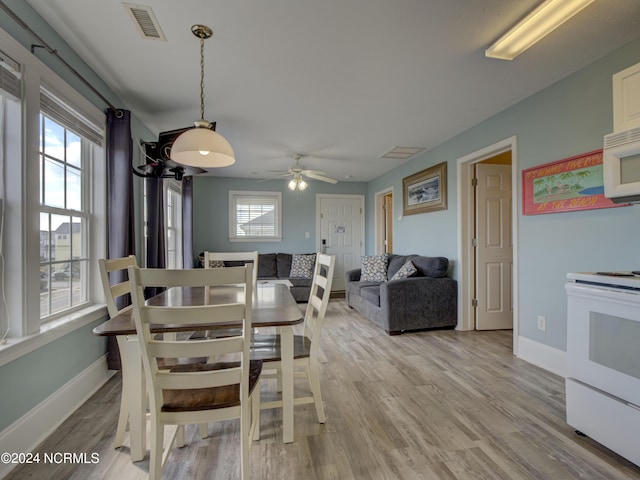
165 180 182 268
0 34 106 341
229 191 282 242
39 108 97 320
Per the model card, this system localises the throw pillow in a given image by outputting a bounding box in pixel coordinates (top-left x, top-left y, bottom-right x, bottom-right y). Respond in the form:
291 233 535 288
208 259 225 268
361 254 388 282
390 260 417 281
289 254 316 278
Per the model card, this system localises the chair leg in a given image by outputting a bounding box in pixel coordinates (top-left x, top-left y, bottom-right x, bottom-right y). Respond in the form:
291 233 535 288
308 360 325 423
199 423 209 439
176 425 185 448
113 336 132 449
240 401 251 480
148 416 164 480
252 383 261 441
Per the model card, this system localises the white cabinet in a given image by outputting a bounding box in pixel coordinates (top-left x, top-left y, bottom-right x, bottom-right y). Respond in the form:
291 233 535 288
613 62 640 132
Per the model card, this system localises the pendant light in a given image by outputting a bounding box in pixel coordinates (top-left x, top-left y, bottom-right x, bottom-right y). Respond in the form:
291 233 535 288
170 25 235 168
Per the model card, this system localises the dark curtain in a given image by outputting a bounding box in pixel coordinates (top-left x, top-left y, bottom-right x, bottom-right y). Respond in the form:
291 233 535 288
145 175 166 296
105 109 135 370
182 176 194 269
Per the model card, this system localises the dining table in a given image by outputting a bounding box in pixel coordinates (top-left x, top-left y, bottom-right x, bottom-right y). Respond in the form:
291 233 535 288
93 282 303 462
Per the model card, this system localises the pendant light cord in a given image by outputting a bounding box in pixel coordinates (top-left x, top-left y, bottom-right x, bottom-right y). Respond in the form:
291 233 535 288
199 31 206 121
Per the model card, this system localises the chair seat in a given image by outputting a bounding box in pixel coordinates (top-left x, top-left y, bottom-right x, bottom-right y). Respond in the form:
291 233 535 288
250 334 311 362
164 360 263 412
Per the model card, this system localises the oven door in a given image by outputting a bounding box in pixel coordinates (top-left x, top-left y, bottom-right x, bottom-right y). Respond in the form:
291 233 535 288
566 282 640 407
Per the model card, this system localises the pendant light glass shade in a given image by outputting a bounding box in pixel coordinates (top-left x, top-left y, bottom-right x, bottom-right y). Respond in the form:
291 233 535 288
171 25 235 168
171 120 235 168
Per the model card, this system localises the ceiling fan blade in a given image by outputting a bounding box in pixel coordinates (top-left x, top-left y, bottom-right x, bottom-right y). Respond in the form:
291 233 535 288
301 169 326 176
258 172 292 182
304 171 337 184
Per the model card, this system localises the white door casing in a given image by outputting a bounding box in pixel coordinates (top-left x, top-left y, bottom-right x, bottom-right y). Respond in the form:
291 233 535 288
317 194 364 291
475 163 513 330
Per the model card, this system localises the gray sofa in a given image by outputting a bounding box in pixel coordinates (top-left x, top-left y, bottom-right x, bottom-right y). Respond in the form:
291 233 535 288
198 252 314 302
345 254 457 335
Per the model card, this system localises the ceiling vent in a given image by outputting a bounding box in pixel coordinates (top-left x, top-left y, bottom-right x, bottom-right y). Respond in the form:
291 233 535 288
123 3 166 41
381 146 425 160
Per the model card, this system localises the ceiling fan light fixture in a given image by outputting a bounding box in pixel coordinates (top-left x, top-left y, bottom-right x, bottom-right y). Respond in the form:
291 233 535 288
298 179 308 191
171 24 235 168
288 178 298 190
485 0 595 60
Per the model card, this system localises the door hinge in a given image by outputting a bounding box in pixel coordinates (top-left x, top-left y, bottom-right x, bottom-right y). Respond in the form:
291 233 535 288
471 177 478 187
472 238 478 247
472 298 478 308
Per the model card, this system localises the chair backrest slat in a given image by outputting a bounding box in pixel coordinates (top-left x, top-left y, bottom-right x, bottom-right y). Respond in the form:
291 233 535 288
98 255 137 318
141 304 246 326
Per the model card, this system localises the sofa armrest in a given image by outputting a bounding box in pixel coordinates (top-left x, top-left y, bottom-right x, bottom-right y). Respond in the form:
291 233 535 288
345 268 362 282
380 276 457 330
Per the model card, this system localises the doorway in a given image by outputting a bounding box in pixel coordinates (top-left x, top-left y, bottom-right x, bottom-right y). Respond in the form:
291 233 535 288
316 194 365 291
375 188 394 255
457 137 519 353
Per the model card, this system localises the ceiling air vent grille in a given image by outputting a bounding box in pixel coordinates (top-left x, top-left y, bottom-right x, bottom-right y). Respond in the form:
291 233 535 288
381 146 425 160
123 3 166 41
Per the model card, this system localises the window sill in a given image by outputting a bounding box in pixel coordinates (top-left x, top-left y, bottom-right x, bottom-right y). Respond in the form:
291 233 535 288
0 304 108 367
229 237 283 242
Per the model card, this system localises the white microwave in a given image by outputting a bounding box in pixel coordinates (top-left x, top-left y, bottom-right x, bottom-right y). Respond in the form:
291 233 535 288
603 126 640 203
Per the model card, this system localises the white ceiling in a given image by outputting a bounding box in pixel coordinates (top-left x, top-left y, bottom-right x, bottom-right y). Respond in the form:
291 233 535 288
24 0 640 182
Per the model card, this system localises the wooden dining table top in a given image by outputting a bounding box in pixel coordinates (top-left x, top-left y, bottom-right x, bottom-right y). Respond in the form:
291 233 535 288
93 283 303 336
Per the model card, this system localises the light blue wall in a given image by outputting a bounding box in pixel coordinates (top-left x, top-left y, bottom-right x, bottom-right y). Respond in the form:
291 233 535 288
367 38 640 351
0 2 153 431
192 176 367 263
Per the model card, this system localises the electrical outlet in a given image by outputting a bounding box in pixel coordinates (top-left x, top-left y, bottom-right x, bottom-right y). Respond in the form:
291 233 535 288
537 315 546 332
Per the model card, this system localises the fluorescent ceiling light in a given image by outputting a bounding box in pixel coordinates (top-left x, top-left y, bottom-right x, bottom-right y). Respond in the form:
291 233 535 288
485 0 595 60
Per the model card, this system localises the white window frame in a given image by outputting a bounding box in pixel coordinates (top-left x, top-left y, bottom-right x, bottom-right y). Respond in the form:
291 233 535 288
0 28 106 363
228 190 282 242
164 179 183 268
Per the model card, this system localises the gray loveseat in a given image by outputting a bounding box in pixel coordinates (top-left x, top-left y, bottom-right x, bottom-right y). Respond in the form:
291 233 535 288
345 254 457 335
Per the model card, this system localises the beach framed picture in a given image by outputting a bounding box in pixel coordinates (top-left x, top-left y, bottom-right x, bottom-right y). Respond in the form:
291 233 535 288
522 149 627 215
402 162 447 215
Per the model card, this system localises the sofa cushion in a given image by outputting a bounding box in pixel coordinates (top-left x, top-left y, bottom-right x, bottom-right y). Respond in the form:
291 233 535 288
276 253 293 278
290 253 316 278
390 260 417 281
258 253 277 278
411 256 449 278
359 285 381 306
361 254 388 282
387 254 414 280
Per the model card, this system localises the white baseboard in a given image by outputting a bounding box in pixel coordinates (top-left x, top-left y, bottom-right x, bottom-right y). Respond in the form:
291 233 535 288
517 336 568 378
0 355 113 479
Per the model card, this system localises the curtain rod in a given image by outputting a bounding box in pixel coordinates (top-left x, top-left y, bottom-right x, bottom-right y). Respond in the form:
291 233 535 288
0 0 120 113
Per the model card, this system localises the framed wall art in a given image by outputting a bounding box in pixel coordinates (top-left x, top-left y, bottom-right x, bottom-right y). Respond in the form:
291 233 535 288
402 162 447 215
522 149 627 215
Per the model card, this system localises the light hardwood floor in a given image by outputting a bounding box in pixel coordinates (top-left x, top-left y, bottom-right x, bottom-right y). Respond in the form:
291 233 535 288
7 300 640 479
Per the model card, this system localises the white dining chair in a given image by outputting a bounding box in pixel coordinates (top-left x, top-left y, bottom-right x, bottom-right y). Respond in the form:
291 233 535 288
98 255 138 450
99 256 208 452
250 253 335 439
128 264 261 480
204 251 259 290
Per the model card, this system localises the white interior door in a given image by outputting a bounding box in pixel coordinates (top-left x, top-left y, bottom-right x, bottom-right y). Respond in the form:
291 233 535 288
475 164 513 330
318 195 364 291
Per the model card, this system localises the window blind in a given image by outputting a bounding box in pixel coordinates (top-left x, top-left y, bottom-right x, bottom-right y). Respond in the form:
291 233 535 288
0 49 20 100
40 88 103 146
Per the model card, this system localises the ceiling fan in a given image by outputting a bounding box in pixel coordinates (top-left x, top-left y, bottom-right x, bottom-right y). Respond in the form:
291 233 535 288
262 154 338 189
